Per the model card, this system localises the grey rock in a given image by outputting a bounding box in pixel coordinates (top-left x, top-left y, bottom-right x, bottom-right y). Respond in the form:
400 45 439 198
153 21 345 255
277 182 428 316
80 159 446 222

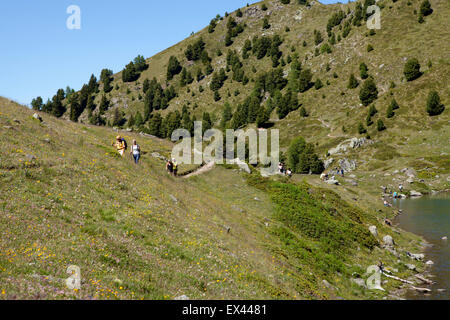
383 235 395 246
338 158 357 172
369 226 378 237
174 295 189 300
405 264 416 271
425 260 434 265
410 190 423 197
169 195 178 203
406 252 425 261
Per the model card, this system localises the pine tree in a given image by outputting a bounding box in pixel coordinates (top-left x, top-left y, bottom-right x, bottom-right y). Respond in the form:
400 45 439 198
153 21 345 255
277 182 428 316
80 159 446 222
202 112 213 133
314 79 323 90
359 78 378 106
404 58 422 81
31 97 43 111
122 62 139 82
369 104 378 117
386 104 395 118
390 98 399 110
358 123 367 134
377 119 386 131
348 73 359 89
127 114 135 128
420 0 433 16
360 62 369 79
148 113 163 137
135 112 144 127
426 91 445 116
167 56 182 80
220 102 233 128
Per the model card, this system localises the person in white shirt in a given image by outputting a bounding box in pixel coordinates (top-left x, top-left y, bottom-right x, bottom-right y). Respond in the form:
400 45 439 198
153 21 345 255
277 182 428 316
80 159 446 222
130 140 141 164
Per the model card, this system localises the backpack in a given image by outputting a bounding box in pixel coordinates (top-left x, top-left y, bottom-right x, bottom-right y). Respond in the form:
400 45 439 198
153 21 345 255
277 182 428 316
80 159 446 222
122 138 128 150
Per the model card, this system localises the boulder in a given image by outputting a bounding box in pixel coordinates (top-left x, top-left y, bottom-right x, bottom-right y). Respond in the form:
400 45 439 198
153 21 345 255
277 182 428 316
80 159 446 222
425 260 434 266
410 190 423 197
383 235 395 246
369 226 378 237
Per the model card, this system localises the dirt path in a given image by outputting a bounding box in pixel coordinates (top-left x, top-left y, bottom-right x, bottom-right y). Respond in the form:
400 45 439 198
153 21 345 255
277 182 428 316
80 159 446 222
183 161 215 179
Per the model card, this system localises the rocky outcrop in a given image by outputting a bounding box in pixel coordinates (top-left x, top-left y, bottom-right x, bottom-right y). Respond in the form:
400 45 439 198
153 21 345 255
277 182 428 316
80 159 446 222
338 158 357 172
328 137 374 156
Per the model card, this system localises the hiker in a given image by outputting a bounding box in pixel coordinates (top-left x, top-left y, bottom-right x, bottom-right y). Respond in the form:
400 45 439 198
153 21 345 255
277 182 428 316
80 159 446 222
112 135 127 157
166 159 173 175
286 168 292 177
341 169 344 177
130 139 141 164
383 200 389 207
278 163 283 174
172 158 178 177
393 191 398 199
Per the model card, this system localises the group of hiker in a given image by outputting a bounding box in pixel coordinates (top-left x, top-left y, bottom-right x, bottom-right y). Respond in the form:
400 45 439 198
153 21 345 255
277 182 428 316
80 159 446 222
113 135 141 164
112 135 177 176
278 163 292 177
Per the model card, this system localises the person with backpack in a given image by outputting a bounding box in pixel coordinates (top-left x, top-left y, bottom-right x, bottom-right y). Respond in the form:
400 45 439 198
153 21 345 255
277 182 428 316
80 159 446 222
130 139 141 164
113 135 127 157
166 159 173 175
172 158 178 176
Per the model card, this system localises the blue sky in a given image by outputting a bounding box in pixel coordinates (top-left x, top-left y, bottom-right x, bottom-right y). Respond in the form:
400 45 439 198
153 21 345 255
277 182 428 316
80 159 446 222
0 0 339 105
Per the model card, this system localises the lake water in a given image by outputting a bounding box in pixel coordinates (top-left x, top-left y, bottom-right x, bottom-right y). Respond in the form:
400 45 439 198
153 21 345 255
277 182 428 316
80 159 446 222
393 193 449 300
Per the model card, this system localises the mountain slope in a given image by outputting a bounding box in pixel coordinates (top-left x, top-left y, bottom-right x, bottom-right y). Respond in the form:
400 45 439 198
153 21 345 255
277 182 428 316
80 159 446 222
0 97 430 299
49 0 449 190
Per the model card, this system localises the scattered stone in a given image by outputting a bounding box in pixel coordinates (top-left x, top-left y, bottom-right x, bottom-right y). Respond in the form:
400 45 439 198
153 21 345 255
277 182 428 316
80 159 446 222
442 236 447 240
369 226 378 237
3 126 13 130
254 197 261 201
13 119 20 124
425 260 434 266
113 278 123 286
174 295 189 300
437 289 446 293
44 138 51 143
410 190 423 197
169 195 178 203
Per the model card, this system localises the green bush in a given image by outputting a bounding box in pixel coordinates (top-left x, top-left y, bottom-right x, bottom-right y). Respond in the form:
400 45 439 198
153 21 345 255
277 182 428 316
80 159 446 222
404 58 422 81
426 91 445 116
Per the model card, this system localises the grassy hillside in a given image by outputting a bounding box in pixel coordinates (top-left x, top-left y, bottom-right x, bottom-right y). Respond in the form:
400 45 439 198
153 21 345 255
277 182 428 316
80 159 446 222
0 97 431 300
47 0 449 193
